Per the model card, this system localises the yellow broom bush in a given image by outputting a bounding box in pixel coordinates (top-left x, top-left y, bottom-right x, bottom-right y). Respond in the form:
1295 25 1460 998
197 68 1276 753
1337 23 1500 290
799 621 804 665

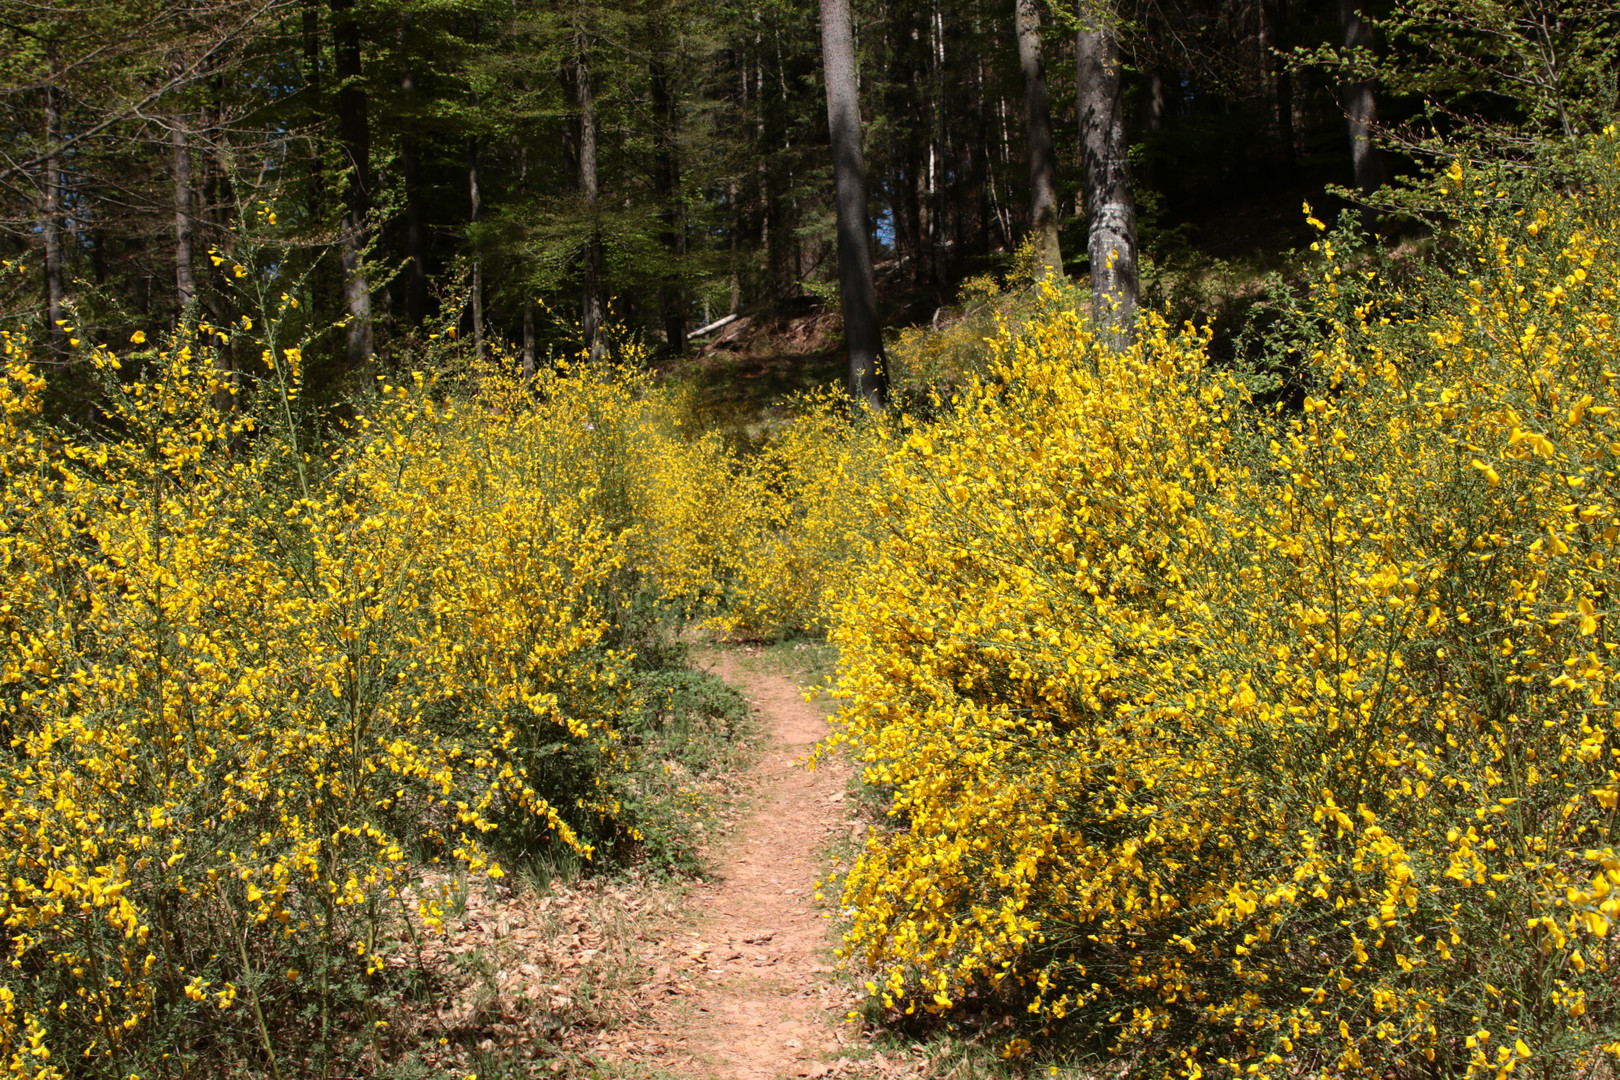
828 133 1620 1078
0 307 674 1075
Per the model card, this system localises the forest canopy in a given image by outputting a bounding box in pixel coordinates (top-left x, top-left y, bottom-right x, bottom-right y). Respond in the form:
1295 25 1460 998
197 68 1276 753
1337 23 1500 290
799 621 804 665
6 0 1613 401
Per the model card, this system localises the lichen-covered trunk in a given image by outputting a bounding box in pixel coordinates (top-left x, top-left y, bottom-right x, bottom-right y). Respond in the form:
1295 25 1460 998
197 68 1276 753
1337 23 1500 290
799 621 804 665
1076 11 1138 342
1014 0 1062 277
818 0 885 411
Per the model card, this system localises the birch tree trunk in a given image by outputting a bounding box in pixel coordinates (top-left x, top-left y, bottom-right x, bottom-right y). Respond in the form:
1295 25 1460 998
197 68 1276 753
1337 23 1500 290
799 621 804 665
818 0 885 411
333 0 373 368
1014 0 1062 278
1077 5 1139 341
1338 0 1385 233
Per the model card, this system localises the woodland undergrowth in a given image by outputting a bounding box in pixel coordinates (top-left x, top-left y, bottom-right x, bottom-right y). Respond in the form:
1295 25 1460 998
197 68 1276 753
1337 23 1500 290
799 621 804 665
9 136 1620 1080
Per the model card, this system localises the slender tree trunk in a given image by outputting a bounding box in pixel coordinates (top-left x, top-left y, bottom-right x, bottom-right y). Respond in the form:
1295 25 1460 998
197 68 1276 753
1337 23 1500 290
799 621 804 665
1272 0 1297 173
172 117 197 312
522 300 536 379
727 179 741 315
574 22 604 355
398 26 427 327
333 0 373 367
927 1 947 285
42 84 66 351
1338 0 1384 232
1014 0 1062 277
818 0 885 410
651 57 687 353
1077 6 1139 341
1139 70 1165 191
467 139 483 359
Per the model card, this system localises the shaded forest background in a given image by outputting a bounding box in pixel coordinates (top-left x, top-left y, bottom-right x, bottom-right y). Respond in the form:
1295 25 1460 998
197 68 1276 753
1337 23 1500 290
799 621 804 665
1 0 1616 404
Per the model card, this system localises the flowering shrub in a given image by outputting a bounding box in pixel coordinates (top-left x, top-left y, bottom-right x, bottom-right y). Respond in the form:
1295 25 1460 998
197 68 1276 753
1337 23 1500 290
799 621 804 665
828 136 1620 1078
0 303 725 1075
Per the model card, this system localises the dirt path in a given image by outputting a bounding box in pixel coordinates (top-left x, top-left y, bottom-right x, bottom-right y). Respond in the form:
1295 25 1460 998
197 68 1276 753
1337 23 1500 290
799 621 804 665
620 652 864 1080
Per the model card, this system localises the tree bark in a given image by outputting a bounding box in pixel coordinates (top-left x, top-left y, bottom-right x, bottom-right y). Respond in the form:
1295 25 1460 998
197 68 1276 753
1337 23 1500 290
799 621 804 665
1139 70 1165 191
42 84 66 352
651 57 687 353
574 22 604 355
398 25 427 327
172 116 197 313
333 0 373 368
522 300 536 379
1077 7 1139 341
467 138 483 359
1014 0 1062 277
1272 0 1297 173
1338 0 1384 232
927 0 948 285
818 0 885 411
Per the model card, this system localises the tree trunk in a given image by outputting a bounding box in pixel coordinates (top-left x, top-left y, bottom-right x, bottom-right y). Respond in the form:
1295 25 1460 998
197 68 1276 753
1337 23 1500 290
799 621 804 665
1077 7 1139 341
1338 0 1384 232
818 0 885 411
1014 0 1062 277
574 23 604 356
333 0 373 368
1272 0 1297 173
467 138 483 359
398 26 427 327
522 300 536 379
927 0 948 285
651 57 687 353
172 116 197 313
1139 70 1165 191
42 84 66 351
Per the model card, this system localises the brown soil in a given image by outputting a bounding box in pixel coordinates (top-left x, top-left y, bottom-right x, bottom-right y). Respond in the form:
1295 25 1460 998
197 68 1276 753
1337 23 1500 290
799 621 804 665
610 651 873 1080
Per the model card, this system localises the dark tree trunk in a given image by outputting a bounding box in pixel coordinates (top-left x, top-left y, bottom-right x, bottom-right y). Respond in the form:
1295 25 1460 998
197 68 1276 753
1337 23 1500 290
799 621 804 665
333 0 372 367
1272 0 1297 173
398 27 427 327
651 58 687 353
1338 0 1385 232
574 23 604 355
1139 70 1165 191
42 85 65 351
818 0 885 411
172 116 197 312
1014 0 1062 277
1077 8 1139 341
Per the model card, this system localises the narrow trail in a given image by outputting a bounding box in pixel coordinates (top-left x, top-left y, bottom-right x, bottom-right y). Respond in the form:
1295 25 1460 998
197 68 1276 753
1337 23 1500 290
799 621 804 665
617 651 866 1079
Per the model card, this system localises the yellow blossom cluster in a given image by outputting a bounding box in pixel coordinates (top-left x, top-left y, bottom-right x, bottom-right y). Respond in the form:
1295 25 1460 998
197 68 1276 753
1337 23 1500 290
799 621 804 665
0 323 649 1075
827 137 1620 1078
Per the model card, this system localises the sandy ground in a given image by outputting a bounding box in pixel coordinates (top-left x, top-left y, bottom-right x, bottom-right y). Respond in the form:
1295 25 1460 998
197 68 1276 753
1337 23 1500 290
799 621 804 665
614 651 870 1079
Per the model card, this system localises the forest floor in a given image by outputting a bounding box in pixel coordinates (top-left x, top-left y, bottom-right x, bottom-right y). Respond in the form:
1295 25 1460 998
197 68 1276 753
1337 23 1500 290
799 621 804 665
413 644 1012 1080
585 644 883 1080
